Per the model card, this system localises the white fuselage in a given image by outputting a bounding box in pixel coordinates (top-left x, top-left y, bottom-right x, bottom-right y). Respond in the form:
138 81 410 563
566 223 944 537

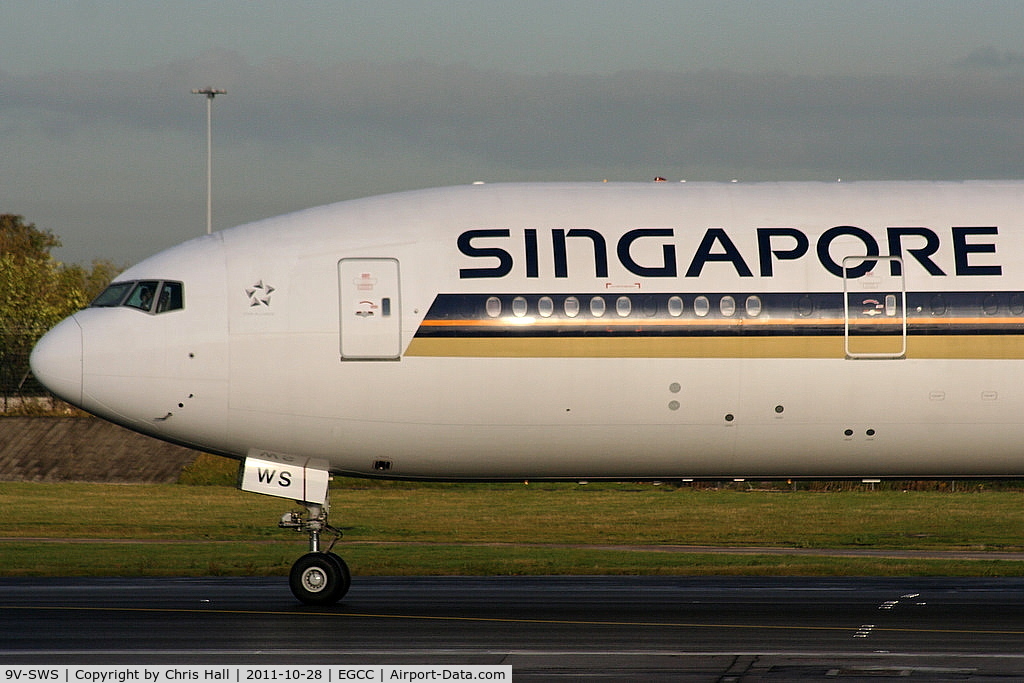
30 181 1024 479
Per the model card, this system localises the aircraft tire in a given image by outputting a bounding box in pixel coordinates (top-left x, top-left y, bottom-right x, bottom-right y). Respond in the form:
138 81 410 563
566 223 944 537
325 552 352 598
289 552 351 605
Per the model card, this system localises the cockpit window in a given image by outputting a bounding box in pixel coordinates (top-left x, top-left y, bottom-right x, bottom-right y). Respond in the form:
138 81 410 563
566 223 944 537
125 281 161 311
155 282 183 312
90 282 134 307
90 280 184 314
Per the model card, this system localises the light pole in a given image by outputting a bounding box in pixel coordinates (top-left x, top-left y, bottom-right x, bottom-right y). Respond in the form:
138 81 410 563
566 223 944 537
191 87 226 235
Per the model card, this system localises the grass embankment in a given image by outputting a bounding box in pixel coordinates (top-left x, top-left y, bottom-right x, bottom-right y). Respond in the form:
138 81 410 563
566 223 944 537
2 464 1024 577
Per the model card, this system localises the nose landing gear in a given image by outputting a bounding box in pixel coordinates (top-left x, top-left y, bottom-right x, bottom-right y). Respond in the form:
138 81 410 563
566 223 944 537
239 453 350 604
280 501 350 604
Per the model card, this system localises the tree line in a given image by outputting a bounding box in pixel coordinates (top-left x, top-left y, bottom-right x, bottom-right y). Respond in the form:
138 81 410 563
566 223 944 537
0 214 119 411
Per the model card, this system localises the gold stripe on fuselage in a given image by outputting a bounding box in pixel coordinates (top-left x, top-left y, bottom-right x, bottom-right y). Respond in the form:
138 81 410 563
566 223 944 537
405 334 1024 359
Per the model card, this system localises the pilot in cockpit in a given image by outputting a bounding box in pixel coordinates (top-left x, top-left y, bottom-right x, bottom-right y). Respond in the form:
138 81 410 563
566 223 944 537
156 288 171 313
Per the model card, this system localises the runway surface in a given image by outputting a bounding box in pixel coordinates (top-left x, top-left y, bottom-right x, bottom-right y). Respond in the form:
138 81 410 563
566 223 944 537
2 575 1024 680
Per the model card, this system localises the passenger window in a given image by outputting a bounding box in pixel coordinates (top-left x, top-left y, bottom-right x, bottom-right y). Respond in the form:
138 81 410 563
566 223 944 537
694 296 710 317
564 296 580 318
667 296 684 317
485 297 502 318
156 282 184 313
124 281 161 312
1011 294 1024 316
538 296 554 318
615 296 632 317
590 296 606 317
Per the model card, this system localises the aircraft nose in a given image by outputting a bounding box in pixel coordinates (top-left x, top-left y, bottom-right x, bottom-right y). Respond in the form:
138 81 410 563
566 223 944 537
29 315 83 407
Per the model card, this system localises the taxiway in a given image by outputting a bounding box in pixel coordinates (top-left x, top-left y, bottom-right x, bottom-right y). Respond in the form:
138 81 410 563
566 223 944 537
2 576 1023 680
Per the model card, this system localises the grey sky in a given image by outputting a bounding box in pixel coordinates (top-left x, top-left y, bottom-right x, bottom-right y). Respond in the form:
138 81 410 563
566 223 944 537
3 1 1024 264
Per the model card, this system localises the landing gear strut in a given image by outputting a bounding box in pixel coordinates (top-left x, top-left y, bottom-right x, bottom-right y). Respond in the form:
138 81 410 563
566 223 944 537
239 452 347 604
279 500 350 604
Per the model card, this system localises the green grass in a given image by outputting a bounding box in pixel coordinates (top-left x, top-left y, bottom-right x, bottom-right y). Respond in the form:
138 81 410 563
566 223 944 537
2 477 1024 578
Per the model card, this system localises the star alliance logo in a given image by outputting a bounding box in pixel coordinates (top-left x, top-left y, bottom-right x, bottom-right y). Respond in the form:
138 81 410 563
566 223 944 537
246 280 275 307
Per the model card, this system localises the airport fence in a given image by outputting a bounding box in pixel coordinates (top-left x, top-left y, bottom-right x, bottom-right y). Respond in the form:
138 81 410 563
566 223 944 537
1 335 53 413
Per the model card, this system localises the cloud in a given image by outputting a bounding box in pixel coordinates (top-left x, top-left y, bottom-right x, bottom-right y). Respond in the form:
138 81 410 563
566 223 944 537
953 47 1024 74
6 50 1024 264
3 50 1024 182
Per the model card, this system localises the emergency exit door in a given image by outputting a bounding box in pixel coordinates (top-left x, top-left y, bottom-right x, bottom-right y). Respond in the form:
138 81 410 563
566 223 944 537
338 258 401 360
843 255 906 359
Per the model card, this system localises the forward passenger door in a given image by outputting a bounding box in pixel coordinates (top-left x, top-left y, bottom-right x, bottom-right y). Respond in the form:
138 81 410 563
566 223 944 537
338 258 402 360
